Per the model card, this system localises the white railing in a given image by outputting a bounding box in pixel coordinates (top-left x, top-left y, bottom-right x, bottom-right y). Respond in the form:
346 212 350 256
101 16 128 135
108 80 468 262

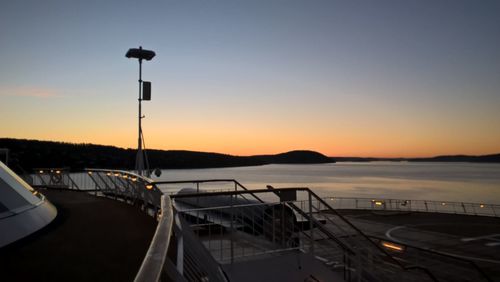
32 168 80 189
322 197 500 217
134 194 174 282
171 187 444 282
30 171 497 281
31 169 228 282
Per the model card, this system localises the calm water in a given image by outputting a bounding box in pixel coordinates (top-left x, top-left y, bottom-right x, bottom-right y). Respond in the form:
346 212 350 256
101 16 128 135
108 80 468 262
152 162 500 204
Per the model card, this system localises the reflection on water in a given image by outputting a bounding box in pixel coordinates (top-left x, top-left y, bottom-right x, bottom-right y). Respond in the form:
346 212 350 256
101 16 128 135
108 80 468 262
153 162 500 204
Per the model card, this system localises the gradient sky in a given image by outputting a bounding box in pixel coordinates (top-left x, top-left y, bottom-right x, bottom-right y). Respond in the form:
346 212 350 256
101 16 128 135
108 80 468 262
1 0 499 157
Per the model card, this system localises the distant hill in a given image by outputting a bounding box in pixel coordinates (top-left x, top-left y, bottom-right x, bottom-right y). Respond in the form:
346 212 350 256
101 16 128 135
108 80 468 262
256 150 333 164
331 154 500 163
0 138 333 173
408 154 500 163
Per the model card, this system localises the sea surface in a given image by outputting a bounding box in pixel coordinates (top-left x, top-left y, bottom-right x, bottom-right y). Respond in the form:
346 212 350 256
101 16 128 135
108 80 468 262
153 162 500 204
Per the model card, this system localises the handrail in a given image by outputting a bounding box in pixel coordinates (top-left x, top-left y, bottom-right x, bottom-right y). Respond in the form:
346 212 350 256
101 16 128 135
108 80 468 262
154 178 245 186
170 187 309 199
264 186 355 254
84 171 231 281
84 169 175 282
324 196 500 205
31 169 234 281
84 168 163 196
257 186 439 281
134 195 174 282
173 186 439 281
307 188 441 280
32 167 80 189
153 178 265 203
323 196 500 217
85 168 154 182
32 168 172 281
29 170 494 281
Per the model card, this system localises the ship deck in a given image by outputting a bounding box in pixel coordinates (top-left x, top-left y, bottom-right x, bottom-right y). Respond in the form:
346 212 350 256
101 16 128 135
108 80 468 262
0 189 157 282
2 188 500 281
338 209 500 280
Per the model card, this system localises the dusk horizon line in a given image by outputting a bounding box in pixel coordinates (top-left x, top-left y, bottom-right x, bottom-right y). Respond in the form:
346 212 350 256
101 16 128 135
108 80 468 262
1 137 499 160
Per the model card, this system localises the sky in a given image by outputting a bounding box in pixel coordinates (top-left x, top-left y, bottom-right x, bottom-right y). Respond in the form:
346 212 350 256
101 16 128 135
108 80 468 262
1 0 499 158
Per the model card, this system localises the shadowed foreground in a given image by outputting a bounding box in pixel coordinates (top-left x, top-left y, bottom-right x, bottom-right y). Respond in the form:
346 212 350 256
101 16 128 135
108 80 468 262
0 189 157 282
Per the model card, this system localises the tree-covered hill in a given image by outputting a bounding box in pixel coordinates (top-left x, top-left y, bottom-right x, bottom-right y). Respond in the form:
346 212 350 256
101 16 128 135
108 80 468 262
0 138 333 173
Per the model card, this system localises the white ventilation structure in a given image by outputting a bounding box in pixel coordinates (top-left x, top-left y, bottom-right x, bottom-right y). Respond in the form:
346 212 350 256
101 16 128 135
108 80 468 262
0 161 57 248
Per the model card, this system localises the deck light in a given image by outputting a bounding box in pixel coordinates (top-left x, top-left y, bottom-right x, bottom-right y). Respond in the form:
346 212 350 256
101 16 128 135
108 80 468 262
114 173 120 177
131 177 137 182
145 184 154 190
375 201 383 206
480 204 485 208
381 241 405 252
441 202 446 206
55 170 61 174
106 172 112 176
123 175 128 179
87 171 93 175
39 170 44 174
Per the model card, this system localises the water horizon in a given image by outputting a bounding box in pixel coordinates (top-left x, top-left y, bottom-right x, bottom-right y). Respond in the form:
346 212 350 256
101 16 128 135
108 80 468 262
152 162 500 204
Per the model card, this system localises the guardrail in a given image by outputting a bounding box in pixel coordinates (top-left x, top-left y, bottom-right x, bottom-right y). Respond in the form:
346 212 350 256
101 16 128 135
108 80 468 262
29 172 496 281
85 169 162 212
323 197 500 217
154 178 265 203
31 170 228 282
171 187 442 282
32 168 80 190
134 194 174 282
147 180 494 282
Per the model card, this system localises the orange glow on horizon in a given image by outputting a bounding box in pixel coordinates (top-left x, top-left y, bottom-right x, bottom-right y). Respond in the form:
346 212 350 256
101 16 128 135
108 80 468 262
2 99 500 158
2 132 499 158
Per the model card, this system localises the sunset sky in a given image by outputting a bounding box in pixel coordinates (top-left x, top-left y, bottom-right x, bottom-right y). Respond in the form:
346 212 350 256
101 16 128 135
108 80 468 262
1 0 499 157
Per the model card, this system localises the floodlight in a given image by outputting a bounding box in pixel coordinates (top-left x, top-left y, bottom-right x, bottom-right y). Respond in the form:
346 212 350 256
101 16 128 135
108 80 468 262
126 48 156 61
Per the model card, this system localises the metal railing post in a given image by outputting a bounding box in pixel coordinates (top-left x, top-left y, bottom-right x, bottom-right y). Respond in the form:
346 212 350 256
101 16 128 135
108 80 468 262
230 193 234 264
308 191 314 255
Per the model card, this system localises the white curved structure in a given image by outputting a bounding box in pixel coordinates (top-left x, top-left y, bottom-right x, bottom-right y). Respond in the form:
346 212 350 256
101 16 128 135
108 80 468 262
0 161 57 248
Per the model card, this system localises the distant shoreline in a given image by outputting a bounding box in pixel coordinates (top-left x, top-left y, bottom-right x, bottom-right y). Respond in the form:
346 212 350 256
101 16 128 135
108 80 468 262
1 138 499 173
0 138 332 172
332 154 500 163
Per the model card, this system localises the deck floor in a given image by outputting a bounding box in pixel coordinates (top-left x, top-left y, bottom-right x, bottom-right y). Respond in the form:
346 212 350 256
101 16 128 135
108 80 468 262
0 189 157 282
223 251 344 282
